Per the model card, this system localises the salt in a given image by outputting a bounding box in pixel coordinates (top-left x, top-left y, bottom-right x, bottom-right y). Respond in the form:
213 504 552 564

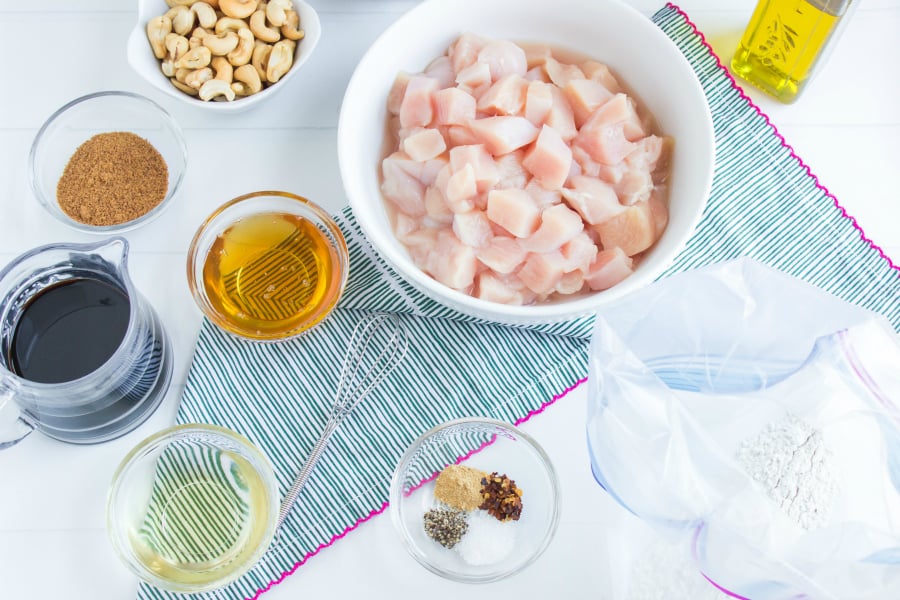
454 510 517 566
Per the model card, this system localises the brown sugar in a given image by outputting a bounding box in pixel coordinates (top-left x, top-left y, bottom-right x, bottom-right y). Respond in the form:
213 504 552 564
56 131 168 226
434 464 487 511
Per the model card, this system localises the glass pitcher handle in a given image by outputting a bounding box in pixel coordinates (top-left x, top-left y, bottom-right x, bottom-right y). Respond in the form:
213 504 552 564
0 392 34 450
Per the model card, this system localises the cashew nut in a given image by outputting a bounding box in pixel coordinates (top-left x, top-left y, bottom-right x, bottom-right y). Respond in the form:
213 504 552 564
175 45 211 69
165 0 199 7
205 0 219 8
249 9 280 43
146 16 172 59
280 9 304 41
266 39 294 83
203 31 239 56
190 2 218 29
227 27 255 66
161 59 176 77
189 27 211 49
165 5 195 36
215 17 248 34
171 78 200 95
211 56 234 82
185 67 214 89
199 78 236 101
164 33 189 61
174 67 192 83
219 0 259 19
265 0 291 27
251 40 272 82
231 63 262 95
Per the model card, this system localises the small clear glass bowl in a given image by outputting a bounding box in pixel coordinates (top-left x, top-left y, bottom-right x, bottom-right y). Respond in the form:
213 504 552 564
28 91 187 233
106 424 280 593
389 418 561 583
186 191 349 342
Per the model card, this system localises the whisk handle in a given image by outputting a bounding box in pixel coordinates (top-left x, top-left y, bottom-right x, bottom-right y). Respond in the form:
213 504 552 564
276 426 334 529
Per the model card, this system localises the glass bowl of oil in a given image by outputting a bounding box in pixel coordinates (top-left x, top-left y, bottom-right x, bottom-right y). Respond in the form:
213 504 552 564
187 191 350 342
106 423 280 593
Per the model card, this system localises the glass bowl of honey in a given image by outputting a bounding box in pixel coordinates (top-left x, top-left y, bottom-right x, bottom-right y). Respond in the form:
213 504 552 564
187 191 349 342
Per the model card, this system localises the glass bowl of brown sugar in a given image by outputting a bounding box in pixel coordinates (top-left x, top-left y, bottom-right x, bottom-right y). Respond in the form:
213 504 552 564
28 91 187 233
389 417 561 583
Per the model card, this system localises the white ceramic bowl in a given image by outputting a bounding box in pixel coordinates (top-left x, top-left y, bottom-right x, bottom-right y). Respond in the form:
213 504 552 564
127 0 321 113
338 0 715 324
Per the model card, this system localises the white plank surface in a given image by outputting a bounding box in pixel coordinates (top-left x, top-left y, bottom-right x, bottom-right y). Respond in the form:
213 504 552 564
0 1 897 598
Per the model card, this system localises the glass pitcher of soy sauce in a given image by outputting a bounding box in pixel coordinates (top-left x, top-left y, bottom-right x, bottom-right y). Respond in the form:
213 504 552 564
0 237 172 448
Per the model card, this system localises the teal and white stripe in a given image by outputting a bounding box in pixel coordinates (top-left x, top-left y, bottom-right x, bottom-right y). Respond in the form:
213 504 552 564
138 5 900 599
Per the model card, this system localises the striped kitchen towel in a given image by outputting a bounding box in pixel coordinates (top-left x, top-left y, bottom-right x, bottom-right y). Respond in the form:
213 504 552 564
138 4 900 599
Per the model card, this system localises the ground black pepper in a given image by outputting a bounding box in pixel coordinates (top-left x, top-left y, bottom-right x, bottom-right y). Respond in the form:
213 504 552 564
423 508 468 549
56 131 168 226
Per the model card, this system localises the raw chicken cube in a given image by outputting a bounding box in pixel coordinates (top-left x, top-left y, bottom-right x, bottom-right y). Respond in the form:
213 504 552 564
555 270 586 295
449 144 500 191
518 251 567 295
444 163 477 213
448 32 488 73
445 125 480 146
524 66 550 83
524 45 552 69
571 145 601 178
545 86 577 141
593 202 657 256
477 39 528 81
616 170 653 205
560 232 599 273
387 72 410 115
561 175 624 225
647 188 669 238
475 271 526 305
434 88 477 126
626 135 670 174
388 152 448 187
393 211 419 243
453 210 493 248
580 60 622 93
477 74 528 116
424 186 453 225
524 80 553 126
467 116 539 156
543 57 584 88
425 55 456 89
523 124 572 190
399 75 439 129
523 203 584 252
486 188 541 238
404 226 439 269
477 236 526 274
382 155 426 216
585 247 634 291
574 122 636 165
455 62 492 92
431 231 478 291
564 79 614 128
401 128 447 162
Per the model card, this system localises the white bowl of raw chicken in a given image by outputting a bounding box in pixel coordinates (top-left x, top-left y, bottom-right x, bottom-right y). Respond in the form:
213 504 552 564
338 0 714 324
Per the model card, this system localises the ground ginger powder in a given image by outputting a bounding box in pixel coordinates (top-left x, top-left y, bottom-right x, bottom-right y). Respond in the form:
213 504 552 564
434 464 487 511
57 131 168 226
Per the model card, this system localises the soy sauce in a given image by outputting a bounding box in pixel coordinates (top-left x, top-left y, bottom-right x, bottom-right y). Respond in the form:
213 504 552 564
9 277 130 384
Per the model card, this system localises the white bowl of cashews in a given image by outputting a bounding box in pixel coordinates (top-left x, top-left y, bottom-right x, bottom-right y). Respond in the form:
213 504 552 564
127 0 321 112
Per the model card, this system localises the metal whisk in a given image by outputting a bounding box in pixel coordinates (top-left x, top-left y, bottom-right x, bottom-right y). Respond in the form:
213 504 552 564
276 312 409 528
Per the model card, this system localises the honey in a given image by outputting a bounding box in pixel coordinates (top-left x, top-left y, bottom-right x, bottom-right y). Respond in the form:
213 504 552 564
731 0 851 103
201 211 343 339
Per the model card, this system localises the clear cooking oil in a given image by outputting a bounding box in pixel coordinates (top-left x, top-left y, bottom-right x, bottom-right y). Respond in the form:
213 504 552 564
130 448 273 587
731 0 853 103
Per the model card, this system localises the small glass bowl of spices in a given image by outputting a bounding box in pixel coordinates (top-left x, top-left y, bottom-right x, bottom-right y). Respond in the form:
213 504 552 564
390 417 560 583
29 91 187 233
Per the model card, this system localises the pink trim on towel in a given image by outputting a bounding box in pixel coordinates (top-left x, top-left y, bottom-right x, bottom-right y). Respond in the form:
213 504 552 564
251 377 588 598
665 2 898 274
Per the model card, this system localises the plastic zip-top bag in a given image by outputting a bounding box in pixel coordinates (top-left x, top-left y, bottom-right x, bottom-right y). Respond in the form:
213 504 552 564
586 259 900 599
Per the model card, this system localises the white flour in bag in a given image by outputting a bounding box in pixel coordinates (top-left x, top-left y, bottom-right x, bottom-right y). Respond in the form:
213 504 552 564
736 414 838 530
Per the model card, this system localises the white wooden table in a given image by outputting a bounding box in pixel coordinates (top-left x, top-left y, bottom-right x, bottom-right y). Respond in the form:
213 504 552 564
1 1 897 598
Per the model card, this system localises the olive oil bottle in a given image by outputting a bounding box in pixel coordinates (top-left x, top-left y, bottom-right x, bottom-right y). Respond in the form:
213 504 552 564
731 0 854 103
